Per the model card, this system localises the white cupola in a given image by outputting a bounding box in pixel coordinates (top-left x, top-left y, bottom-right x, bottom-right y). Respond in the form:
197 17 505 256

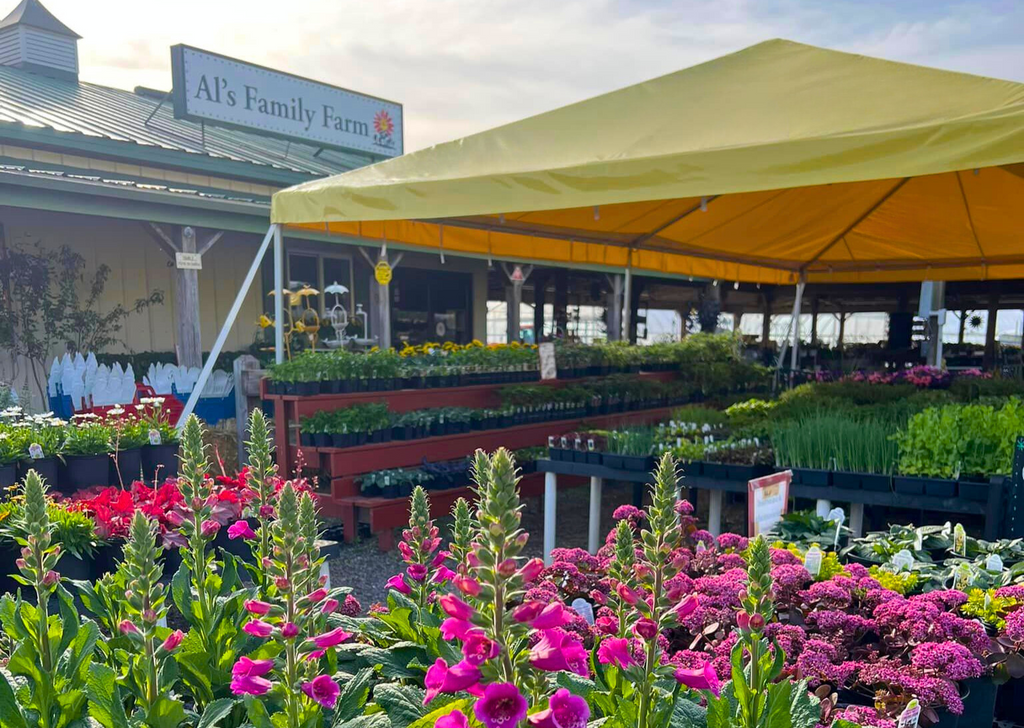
0 0 80 80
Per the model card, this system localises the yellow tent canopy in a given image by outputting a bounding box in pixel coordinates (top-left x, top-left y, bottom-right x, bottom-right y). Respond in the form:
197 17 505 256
272 38 1024 285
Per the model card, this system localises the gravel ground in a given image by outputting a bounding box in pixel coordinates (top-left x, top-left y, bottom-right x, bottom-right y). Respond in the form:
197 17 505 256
328 480 747 609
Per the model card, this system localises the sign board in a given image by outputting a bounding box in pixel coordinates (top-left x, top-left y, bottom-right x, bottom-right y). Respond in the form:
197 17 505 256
374 261 393 285
175 252 202 270
510 265 525 282
747 470 791 537
1008 436 1024 537
538 342 557 380
170 45 403 158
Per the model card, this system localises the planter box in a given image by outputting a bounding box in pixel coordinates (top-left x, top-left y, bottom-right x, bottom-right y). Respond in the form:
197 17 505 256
585 452 602 466
957 476 990 502
859 473 892 492
602 454 625 470
620 455 655 472
959 678 997 728
702 462 728 480
925 477 957 498
314 434 332 448
572 450 588 464
893 475 926 495
680 461 703 478
18 457 59 487
792 468 831 487
0 463 16 488
142 443 179 483
61 454 110 492
726 464 771 482
831 471 860 490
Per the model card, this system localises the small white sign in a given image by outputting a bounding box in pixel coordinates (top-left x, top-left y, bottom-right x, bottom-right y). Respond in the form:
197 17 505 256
28 443 44 459
891 550 914 572
148 429 162 446
804 546 823 577
175 252 203 270
747 470 791 537
538 342 557 380
986 553 1004 573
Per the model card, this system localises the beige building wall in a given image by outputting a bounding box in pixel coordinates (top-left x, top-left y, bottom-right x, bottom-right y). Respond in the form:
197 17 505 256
1 207 265 406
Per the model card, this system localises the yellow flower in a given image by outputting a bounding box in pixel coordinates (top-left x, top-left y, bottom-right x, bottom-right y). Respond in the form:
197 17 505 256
258 314 274 329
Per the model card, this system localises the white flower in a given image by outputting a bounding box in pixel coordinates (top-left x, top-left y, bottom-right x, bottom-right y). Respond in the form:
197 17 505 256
108 407 126 416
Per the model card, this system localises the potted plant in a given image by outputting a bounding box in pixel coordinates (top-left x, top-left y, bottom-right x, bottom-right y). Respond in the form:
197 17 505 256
61 418 112 491
138 398 180 483
16 415 65 486
106 409 148 486
605 427 656 472
0 428 18 487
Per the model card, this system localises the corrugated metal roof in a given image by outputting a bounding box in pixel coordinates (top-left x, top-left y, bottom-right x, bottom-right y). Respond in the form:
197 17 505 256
0 64 374 180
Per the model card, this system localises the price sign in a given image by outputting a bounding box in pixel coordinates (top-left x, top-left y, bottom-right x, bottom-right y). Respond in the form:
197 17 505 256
28 443 44 459
175 252 202 270
538 342 557 380
747 470 792 537
374 261 393 285
986 553 1004 573
149 429 162 446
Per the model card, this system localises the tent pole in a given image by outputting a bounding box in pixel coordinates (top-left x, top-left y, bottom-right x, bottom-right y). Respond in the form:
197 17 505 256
178 224 277 428
622 262 633 342
273 224 285 364
607 274 622 341
789 280 805 381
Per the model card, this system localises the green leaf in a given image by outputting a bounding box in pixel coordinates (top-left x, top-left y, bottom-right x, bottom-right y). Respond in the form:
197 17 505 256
670 695 707 728
789 681 820 728
171 563 192 622
335 716 390 728
372 684 429 728
0 670 27 728
556 672 597 698
762 679 792 728
146 696 187 728
244 696 273 728
334 668 375 722
86 663 130 728
197 698 237 728
406 700 471 728
55 584 79 657
59 620 99 685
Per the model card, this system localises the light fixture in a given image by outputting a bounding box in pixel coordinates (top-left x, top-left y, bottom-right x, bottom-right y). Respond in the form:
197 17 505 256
713 279 718 286
733 281 739 290
593 206 600 221
700 197 708 212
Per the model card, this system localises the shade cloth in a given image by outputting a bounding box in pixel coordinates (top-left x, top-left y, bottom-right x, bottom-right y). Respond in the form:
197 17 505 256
272 39 1024 284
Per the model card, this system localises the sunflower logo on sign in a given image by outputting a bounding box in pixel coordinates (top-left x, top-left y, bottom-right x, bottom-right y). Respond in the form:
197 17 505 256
373 110 395 149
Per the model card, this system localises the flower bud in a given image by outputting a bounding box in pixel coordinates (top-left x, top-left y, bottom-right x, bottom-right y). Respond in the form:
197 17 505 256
41 570 59 587
275 576 290 590
119 620 139 635
162 630 184 652
736 611 750 631
497 559 517 578
634 617 658 640
518 558 544 584
749 613 765 630
281 622 299 639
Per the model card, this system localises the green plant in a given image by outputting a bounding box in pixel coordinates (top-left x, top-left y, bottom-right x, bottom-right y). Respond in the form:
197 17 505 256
606 427 656 456
772 412 899 474
63 420 113 456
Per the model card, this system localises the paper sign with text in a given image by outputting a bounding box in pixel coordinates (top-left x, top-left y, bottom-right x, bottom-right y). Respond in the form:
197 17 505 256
747 470 792 537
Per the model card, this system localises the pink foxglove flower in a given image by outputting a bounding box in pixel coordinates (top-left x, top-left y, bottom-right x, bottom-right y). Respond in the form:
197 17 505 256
529 628 589 676
281 622 299 639
232 656 274 678
531 602 571 630
231 674 272 696
386 574 411 595
310 626 352 648
118 620 139 635
243 620 274 638
161 630 184 652
424 658 484 705
674 662 721 696
440 618 477 641
320 598 339 614
227 519 256 540
436 710 470 728
439 594 476 621
519 557 545 583
305 588 328 603
301 674 340 708
527 688 590 728
200 519 220 537
433 566 456 583
597 637 636 669
244 599 273 615
462 632 501 665
473 682 528 728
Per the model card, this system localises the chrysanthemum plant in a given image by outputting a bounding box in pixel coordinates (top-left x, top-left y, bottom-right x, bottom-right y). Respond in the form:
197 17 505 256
170 414 251 708
0 470 100 728
704 535 820 728
422 448 589 728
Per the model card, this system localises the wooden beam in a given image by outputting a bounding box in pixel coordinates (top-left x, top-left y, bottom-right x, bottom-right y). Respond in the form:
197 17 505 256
142 222 179 259
197 230 224 256
175 226 202 369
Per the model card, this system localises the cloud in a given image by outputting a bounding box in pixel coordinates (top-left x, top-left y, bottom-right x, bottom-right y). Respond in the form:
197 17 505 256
43 0 1024 150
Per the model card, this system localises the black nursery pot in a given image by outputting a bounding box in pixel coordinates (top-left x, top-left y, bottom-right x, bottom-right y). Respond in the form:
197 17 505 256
996 678 1024 723
831 470 860 490
958 476 991 502
0 463 17 488
141 443 180 482
61 454 110 492
893 475 926 495
925 477 957 499
19 457 59 487
959 678 997 728
859 473 892 492
792 468 832 487
602 454 625 470
110 447 143 486
702 462 729 480
680 460 703 478
726 464 770 482
620 455 655 472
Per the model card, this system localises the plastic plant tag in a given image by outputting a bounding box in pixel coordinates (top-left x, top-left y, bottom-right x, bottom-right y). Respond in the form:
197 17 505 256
548 436 555 448
828 507 845 548
28 443 44 459
587 438 595 452
696 541 707 553
898 699 921 728
804 545 823 577
891 550 914 572
954 563 973 590
148 428 162 446
560 437 568 448
571 598 595 625
986 553 1004 573
953 524 967 556
574 438 582 451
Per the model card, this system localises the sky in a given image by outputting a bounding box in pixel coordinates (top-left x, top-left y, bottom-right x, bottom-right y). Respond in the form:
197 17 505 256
33 0 1024 152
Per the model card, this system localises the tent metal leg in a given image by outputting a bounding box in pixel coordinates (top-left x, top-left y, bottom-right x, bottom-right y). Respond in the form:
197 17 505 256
790 280 805 376
274 224 285 364
622 266 633 341
178 224 277 427
544 472 557 565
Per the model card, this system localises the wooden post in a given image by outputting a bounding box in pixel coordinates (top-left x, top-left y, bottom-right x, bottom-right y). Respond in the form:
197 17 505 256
175 226 202 368
606 274 622 342
533 274 547 343
506 284 520 343
760 292 772 349
958 309 967 345
809 297 819 346
554 270 569 337
232 354 261 468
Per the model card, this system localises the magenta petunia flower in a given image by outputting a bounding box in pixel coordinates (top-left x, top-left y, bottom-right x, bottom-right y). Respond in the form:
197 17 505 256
675 662 721 696
473 682 528 728
310 627 352 648
301 674 340 708
386 574 412 595
232 656 274 678
242 620 274 638
230 674 272 696
597 637 636 669
436 710 470 728
227 520 256 540
528 687 590 728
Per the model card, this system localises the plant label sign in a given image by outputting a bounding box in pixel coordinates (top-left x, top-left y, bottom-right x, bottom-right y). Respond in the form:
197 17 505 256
747 470 791 537
538 342 557 380
175 252 202 270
